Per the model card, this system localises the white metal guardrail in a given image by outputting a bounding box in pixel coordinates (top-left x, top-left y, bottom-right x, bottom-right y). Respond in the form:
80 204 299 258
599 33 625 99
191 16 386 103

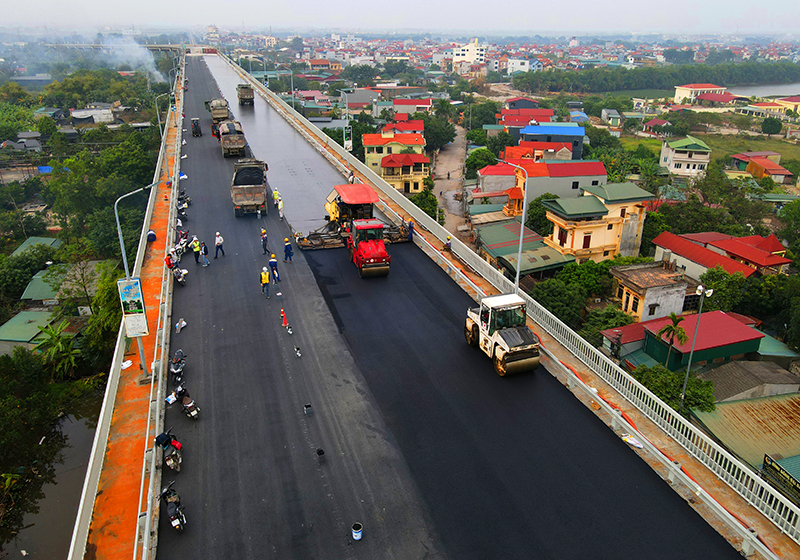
223 54 800 552
67 62 185 560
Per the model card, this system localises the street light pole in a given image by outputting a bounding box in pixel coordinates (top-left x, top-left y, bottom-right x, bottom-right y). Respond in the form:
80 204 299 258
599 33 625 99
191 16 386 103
114 182 158 376
497 159 530 295
155 92 170 138
679 285 714 413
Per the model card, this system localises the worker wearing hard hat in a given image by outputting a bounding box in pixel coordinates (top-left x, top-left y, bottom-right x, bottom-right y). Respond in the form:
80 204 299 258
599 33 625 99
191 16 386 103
269 254 281 282
260 228 269 254
284 238 293 263
272 189 280 208
445 235 452 251
260 266 271 299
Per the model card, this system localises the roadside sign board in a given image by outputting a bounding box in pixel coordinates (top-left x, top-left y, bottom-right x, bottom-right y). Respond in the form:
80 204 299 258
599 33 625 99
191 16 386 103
117 278 149 337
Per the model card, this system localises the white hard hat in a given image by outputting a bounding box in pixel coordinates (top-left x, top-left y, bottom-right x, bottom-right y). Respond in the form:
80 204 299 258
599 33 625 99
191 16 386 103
216 232 220 236
263 267 267 271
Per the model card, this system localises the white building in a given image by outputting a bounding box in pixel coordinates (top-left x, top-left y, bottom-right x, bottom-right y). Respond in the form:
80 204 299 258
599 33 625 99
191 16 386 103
659 136 711 178
452 38 487 65
507 59 531 74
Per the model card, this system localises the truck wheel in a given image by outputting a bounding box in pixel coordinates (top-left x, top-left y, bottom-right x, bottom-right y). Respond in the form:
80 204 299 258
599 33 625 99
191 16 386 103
464 323 478 347
493 351 507 377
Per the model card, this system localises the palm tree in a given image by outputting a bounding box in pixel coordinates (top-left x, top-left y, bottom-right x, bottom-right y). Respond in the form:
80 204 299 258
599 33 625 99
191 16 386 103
656 313 687 368
434 98 454 121
36 320 80 382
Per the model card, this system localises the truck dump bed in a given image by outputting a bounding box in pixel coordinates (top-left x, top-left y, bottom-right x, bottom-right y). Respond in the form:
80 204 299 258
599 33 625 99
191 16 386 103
231 159 267 218
220 121 246 157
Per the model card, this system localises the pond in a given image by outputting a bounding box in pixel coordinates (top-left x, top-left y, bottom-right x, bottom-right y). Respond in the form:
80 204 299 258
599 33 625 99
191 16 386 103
2 391 103 558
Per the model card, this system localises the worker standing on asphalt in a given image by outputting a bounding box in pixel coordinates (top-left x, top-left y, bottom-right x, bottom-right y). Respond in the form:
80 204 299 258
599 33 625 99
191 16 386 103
273 189 280 208
214 232 225 258
269 254 281 282
445 235 452 251
284 238 293 263
260 228 269 254
200 241 210 267
191 237 201 265
278 197 284 220
260 266 271 299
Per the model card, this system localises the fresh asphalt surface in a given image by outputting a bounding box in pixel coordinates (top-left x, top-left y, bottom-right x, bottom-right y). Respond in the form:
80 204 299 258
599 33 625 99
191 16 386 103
156 56 742 559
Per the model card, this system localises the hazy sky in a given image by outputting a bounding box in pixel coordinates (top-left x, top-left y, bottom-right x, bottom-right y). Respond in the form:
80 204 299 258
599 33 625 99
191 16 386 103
3 0 799 36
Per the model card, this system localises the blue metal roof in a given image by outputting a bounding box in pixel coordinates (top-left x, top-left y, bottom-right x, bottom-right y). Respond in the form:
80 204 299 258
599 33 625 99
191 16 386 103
521 125 585 137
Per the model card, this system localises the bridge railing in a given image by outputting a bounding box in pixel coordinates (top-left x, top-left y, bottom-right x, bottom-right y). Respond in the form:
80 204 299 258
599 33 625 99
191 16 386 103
67 61 184 560
221 55 800 551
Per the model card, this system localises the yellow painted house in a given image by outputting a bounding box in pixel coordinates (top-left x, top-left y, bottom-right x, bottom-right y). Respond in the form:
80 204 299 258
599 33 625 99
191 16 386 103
363 132 425 167
541 183 654 263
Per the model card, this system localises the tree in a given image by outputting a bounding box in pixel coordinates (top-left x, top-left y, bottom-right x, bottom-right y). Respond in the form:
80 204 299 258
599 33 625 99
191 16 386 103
339 65 377 87
578 305 634 347
555 260 613 298
464 101 500 130
631 364 715 417
640 212 669 257
699 266 746 312
486 131 515 157
35 116 58 137
656 313 688 367
525 192 558 236
420 114 456 152
434 99 454 120
35 320 80 381
465 129 487 146
84 262 124 365
409 187 442 223
465 148 496 174
761 117 783 137
291 37 304 51
528 278 586 330
0 82 31 105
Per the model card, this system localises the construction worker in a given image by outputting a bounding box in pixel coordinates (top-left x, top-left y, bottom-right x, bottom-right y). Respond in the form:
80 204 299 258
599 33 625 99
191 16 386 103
445 235 452 251
278 197 284 220
284 238 293 263
272 189 280 208
260 228 269 254
191 237 201 264
269 254 281 282
260 266 271 299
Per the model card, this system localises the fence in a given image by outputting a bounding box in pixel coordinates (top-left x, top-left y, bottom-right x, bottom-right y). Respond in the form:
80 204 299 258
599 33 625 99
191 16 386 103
223 54 800 554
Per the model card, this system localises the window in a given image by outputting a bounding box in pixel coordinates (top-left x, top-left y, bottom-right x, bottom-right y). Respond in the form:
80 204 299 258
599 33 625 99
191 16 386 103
557 228 567 247
617 286 624 298
582 234 591 249
631 296 639 312
607 223 613 230
413 182 419 191
674 163 682 169
688 152 693 159
683 293 700 311
572 181 579 189
603 250 610 256
387 147 392 154
663 157 668 163
648 303 659 316
624 292 630 311
592 180 599 186
620 208 626 218
698 164 706 170
376 147 384 154
692 164 696 170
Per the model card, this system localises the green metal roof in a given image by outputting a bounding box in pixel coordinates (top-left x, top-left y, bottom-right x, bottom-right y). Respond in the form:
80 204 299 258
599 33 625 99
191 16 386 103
776 454 800 482
482 124 505 130
499 244 575 274
624 348 660 369
541 196 609 219
755 193 799 203
666 135 711 152
757 334 800 359
20 270 57 300
694 393 800 468
11 237 62 257
469 203 505 216
0 311 53 343
581 182 655 204
475 221 543 259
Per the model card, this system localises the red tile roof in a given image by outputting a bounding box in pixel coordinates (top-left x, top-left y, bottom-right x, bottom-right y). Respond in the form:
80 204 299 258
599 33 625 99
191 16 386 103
678 83 725 89
545 160 607 177
644 118 669 127
652 231 757 277
519 141 572 152
755 234 786 254
708 238 791 268
362 133 425 147
395 113 409 121
506 159 550 177
380 153 430 167
501 108 555 118
382 120 424 133
600 321 647 345
680 232 734 245
478 163 517 176
779 96 800 102
393 98 433 106
644 310 764 353
730 151 781 162
695 92 746 103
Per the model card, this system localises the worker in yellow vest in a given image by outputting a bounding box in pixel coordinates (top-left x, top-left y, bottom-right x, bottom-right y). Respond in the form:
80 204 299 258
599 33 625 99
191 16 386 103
260 267 271 299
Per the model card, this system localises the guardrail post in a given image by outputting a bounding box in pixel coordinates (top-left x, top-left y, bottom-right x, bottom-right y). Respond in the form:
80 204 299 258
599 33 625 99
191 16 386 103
741 529 758 557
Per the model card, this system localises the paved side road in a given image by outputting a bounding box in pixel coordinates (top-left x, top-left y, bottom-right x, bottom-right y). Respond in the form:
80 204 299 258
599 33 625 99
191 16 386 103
156 56 445 560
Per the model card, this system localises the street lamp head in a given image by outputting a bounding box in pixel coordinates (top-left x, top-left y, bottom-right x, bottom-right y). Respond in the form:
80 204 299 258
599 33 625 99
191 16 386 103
695 285 704 296
705 288 713 297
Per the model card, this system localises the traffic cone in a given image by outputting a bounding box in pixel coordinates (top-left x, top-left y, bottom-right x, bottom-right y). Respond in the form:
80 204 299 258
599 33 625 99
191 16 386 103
281 308 288 328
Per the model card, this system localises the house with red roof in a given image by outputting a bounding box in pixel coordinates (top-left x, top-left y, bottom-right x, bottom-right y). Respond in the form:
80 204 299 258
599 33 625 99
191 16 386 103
601 310 766 372
775 96 800 114
673 83 726 104
392 98 433 115
652 231 757 280
379 153 430 194
682 232 792 275
643 118 669 133
504 97 539 110
363 131 425 179
382 119 424 135
501 142 572 161
730 151 782 170
695 92 749 106
745 157 794 184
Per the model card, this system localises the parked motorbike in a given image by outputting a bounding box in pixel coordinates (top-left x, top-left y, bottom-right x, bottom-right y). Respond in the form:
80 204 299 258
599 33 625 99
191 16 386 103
172 266 188 287
176 200 189 211
172 383 200 420
178 191 192 205
155 428 183 472
169 349 187 382
160 481 187 532
176 207 188 222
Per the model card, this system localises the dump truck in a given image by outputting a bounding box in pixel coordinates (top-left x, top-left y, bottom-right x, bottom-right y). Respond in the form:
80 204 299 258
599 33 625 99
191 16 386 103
204 98 230 123
219 120 247 157
465 293 541 376
231 159 268 218
295 184 408 277
237 84 255 106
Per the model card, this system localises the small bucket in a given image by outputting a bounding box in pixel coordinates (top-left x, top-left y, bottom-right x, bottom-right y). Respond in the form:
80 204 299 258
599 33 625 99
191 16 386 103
316 448 326 464
352 522 363 541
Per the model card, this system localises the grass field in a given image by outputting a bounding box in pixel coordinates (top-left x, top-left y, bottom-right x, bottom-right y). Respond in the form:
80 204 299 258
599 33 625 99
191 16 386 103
619 137 662 154
604 89 674 99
